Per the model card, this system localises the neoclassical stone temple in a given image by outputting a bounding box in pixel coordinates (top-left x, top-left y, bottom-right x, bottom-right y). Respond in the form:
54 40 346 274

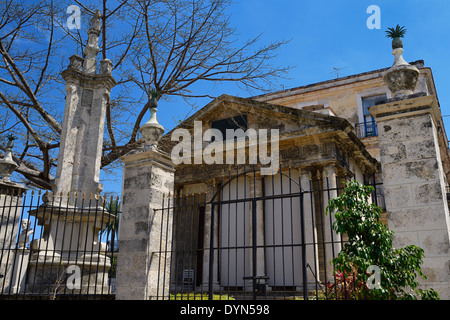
159 94 380 290
116 43 450 299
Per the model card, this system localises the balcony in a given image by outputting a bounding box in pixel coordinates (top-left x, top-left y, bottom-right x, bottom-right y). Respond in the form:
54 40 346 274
355 121 378 139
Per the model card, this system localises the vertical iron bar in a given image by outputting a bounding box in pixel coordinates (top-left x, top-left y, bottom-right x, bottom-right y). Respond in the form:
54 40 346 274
59 192 71 296
162 193 171 299
308 178 319 299
251 198 257 300
279 163 286 299
208 202 215 300
180 193 189 296
270 168 275 298
234 166 238 297
173 191 181 297
157 194 165 299
70 192 84 297
187 192 195 294
226 169 231 298
45 193 63 298
198 192 206 297
288 167 295 298
243 165 247 298
316 171 328 299
326 175 337 299
299 175 308 300
96 196 107 297
29 190 45 296
24 191 39 299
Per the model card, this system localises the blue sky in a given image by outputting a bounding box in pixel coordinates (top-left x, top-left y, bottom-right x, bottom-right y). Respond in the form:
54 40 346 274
97 0 450 194
154 0 450 126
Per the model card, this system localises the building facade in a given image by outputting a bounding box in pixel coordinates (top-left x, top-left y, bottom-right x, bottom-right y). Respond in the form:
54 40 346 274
149 59 450 299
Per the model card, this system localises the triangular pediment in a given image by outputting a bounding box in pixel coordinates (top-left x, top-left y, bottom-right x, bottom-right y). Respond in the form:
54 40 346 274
155 94 379 183
159 94 351 152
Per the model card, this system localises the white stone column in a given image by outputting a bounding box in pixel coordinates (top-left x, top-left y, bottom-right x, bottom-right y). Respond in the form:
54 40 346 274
201 180 220 291
247 174 265 289
300 169 320 288
322 165 342 282
370 94 450 299
55 69 115 200
8 249 30 293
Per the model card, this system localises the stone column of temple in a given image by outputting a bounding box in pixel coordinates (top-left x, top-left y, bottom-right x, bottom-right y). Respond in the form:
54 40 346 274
200 180 220 292
299 168 320 290
247 173 265 290
321 164 342 282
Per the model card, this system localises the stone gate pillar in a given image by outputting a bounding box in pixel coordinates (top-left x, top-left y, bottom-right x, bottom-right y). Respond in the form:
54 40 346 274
116 103 175 300
370 94 450 299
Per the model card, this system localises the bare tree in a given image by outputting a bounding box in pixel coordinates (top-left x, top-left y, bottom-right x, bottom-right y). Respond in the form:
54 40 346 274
0 0 290 190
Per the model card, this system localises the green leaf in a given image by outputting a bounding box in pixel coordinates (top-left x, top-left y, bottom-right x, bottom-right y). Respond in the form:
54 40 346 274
385 24 407 39
324 180 439 300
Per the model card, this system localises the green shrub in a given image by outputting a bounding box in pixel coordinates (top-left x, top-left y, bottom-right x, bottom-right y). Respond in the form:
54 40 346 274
325 180 439 300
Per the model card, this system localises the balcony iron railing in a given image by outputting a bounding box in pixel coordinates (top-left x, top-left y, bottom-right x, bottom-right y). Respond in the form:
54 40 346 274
355 121 378 139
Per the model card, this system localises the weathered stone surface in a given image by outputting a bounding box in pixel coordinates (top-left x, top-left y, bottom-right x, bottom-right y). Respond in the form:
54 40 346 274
419 230 450 255
383 184 412 208
371 94 450 299
412 181 443 205
383 64 420 98
383 47 420 98
387 206 445 230
115 148 174 300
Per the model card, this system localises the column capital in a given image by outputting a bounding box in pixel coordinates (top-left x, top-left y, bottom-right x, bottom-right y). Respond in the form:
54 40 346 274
298 167 312 179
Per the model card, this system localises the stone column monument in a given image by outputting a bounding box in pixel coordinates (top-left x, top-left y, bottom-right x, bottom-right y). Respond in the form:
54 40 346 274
27 10 117 295
116 98 176 300
53 10 115 200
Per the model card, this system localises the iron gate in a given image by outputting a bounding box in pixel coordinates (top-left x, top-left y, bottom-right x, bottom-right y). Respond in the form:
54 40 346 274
154 165 384 300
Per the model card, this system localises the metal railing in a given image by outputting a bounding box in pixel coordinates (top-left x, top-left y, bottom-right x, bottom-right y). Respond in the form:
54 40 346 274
355 121 378 139
152 165 385 300
0 190 119 300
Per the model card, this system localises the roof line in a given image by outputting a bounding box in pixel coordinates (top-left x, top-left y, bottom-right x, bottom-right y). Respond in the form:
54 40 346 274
250 60 425 100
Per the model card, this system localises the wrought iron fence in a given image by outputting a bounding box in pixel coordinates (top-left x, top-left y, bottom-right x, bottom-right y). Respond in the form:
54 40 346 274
153 165 384 300
0 189 119 300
